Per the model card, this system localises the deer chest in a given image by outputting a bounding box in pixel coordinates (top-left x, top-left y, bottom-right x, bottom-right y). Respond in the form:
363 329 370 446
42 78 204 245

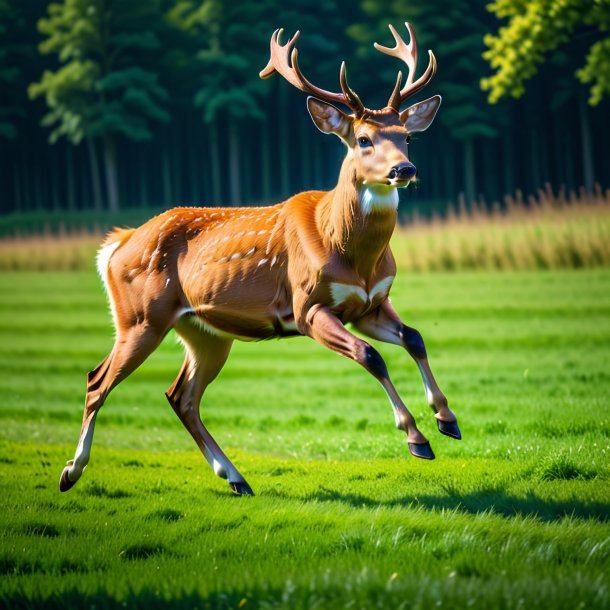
327 275 394 320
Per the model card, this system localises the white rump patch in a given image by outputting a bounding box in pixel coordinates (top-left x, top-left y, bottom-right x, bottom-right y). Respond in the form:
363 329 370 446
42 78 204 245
96 240 122 330
360 187 399 214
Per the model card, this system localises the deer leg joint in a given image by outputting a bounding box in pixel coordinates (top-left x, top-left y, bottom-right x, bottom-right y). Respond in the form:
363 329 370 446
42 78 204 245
400 325 427 359
362 345 389 380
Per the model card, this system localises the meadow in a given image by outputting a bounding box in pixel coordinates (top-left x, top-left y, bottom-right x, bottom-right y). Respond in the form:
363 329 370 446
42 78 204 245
0 253 608 608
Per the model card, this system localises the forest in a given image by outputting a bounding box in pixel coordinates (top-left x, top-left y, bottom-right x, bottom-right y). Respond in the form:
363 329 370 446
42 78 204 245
0 0 609 218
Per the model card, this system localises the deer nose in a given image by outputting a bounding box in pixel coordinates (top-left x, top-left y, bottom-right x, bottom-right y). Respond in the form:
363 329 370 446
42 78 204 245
389 162 417 180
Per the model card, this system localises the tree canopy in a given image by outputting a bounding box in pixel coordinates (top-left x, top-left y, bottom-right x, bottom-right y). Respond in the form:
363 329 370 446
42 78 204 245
481 0 610 106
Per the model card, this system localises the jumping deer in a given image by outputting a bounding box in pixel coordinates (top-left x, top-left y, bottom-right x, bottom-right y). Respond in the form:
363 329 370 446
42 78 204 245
59 23 460 496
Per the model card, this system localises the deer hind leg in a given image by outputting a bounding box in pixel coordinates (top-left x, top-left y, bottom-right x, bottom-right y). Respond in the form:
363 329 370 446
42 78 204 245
167 316 253 496
355 299 461 441
303 305 434 460
59 323 167 491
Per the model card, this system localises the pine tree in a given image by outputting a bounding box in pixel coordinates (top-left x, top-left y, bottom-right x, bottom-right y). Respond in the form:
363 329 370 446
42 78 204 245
29 0 170 211
0 0 26 140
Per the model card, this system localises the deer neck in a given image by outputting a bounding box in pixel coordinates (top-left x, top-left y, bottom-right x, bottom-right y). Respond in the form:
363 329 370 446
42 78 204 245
318 155 398 278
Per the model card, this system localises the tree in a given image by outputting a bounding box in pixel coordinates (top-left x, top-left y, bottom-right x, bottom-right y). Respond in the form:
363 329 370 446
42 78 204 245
481 0 610 106
29 0 170 211
167 0 267 205
0 0 26 140
482 0 609 192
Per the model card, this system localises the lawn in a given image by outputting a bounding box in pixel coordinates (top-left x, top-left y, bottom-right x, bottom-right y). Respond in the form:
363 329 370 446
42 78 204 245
0 267 609 609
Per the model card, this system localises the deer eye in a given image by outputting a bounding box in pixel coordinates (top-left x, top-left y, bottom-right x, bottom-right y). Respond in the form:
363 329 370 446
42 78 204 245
405 134 411 144
357 136 372 148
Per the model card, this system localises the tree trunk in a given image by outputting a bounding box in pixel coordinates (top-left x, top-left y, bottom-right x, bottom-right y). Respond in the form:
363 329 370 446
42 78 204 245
442 139 455 202
210 121 222 204
102 136 119 212
299 113 310 190
171 128 180 202
34 160 44 210
243 132 251 204
530 129 541 192
464 138 476 205
86 137 103 211
279 85 290 196
66 145 76 211
162 141 172 206
503 127 514 197
228 119 240 205
139 148 149 207
312 135 322 191
565 147 575 192
189 139 199 204
13 160 22 213
51 151 60 211
261 119 271 202
579 95 594 191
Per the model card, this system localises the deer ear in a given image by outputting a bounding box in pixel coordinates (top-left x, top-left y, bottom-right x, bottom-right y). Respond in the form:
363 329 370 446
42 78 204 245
400 95 442 133
307 97 354 144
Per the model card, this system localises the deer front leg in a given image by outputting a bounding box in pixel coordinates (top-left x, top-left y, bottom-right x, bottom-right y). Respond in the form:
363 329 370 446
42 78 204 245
354 299 461 440
301 304 434 460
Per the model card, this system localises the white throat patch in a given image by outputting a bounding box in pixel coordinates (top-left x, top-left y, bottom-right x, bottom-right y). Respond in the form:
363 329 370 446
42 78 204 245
359 187 399 215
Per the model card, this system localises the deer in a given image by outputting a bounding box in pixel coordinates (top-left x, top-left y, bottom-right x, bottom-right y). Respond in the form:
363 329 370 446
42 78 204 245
59 22 460 497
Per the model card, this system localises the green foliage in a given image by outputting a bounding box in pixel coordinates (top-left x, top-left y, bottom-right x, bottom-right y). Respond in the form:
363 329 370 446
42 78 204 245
168 0 269 123
29 0 170 145
0 268 609 608
482 0 610 106
29 59 98 144
576 38 610 105
0 0 27 138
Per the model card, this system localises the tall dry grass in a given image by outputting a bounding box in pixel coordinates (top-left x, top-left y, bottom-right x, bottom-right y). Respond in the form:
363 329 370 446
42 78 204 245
0 185 609 272
393 184 610 271
0 229 99 271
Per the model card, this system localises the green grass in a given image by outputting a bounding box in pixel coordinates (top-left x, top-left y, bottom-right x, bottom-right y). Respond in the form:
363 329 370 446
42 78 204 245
0 269 609 609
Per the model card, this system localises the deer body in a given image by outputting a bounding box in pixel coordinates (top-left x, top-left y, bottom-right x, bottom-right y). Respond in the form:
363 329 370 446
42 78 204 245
60 23 461 496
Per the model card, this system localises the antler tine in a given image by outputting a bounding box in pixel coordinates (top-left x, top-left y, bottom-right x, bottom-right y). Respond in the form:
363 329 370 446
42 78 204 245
259 29 300 82
260 28 365 116
387 70 403 111
374 22 437 110
339 62 365 116
374 23 417 84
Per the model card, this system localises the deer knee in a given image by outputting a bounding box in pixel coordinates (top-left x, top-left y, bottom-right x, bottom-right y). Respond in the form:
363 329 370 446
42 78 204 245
358 343 389 380
400 325 427 359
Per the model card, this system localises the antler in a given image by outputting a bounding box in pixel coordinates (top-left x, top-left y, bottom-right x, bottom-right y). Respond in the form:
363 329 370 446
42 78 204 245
260 29 365 117
374 22 437 111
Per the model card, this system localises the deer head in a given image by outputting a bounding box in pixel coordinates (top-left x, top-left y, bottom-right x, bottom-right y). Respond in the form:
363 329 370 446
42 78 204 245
260 23 441 192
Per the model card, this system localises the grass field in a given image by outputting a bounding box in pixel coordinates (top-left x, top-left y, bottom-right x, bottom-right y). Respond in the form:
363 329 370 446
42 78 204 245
0 267 609 609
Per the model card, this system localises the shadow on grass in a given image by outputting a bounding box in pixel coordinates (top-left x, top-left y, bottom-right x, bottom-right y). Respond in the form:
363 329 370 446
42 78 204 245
306 486 610 523
2 590 248 610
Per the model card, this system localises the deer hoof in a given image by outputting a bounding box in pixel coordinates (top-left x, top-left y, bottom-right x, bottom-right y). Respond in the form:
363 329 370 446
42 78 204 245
229 481 255 496
437 419 462 440
408 441 435 460
59 467 77 492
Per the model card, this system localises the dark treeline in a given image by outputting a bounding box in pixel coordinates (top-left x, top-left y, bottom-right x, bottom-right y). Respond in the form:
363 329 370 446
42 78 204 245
0 0 608 218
